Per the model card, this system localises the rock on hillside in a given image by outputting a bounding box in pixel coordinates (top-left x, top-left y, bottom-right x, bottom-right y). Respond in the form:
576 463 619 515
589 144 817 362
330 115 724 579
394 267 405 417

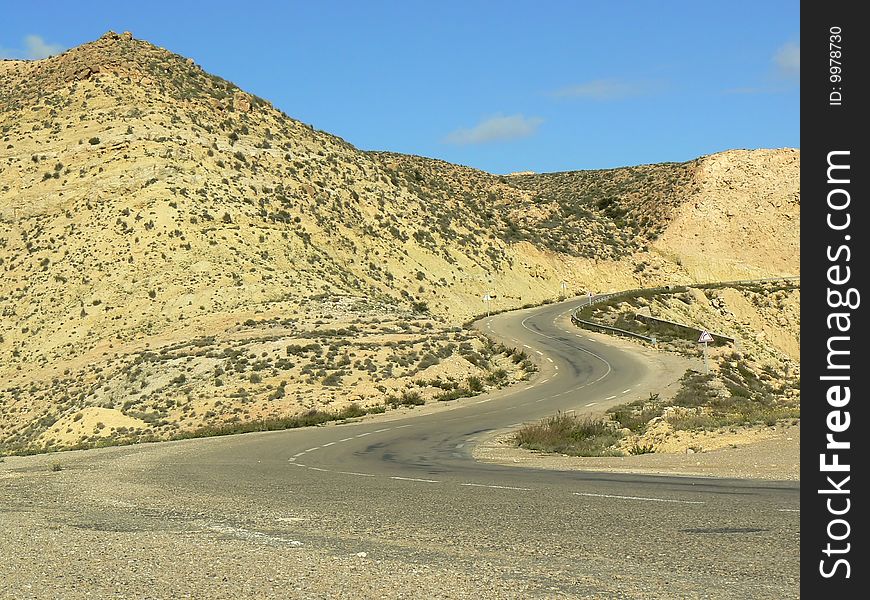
652 149 800 281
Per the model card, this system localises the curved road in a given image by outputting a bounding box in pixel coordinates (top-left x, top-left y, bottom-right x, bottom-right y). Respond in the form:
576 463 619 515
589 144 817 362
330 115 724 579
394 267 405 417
4 296 800 598
147 297 799 597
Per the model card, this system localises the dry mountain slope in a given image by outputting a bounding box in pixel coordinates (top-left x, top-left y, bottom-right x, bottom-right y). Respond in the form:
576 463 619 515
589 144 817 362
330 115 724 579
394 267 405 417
0 32 798 453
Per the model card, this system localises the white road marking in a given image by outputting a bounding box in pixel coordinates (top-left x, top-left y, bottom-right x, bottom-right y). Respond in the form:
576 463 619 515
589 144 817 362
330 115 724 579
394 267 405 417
455 443 464 449
292 452 305 458
539 378 550 384
461 483 531 491
622 389 631 394
777 509 800 513
390 476 439 483
508 423 522 427
355 432 372 438
585 402 598 407
535 350 544 356
336 471 376 477
573 492 704 505
374 428 390 433
339 437 354 443
545 357 554 363
394 424 413 429
305 447 319 452
291 463 306 467
554 365 559 370
308 467 331 472
523 344 532 349
606 395 616 400
322 441 335 447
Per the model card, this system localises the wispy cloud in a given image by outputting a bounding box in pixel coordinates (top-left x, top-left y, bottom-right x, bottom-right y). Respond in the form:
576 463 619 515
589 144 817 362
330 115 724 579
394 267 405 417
0 35 65 60
724 40 799 94
551 78 662 101
773 41 800 79
444 114 543 145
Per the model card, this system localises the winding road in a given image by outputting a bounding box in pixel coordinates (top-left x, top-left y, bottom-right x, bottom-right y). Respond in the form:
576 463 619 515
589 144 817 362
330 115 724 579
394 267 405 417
2 297 800 598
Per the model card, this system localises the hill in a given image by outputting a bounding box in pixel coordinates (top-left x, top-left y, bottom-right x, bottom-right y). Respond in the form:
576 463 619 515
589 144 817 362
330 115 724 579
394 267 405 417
0 32 799 453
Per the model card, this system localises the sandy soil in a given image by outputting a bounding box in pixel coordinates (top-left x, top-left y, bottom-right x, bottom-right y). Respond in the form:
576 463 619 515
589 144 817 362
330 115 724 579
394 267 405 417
474 422 799 481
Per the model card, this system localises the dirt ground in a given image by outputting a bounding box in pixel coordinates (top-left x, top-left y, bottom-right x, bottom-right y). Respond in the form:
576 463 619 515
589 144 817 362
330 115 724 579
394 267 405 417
474 421 799 481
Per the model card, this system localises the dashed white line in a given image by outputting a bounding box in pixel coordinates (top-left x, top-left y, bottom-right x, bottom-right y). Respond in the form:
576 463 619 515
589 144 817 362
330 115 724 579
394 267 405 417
461 483 531 491
622 389 631 394
535 350 544 356
355 432 372 438
585 402 598 407
339 437 354 443
545 357 554 363
336 471 376 477
374 428 390 433
573 492 704 505
322 442 335 447
304 447 319 453
605 395 616 400
308 466 331 472
390 476 439 483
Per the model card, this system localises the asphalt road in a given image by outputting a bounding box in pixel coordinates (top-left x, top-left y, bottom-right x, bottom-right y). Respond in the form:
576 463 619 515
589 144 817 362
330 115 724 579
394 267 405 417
145 297 799 596
2 297 800 598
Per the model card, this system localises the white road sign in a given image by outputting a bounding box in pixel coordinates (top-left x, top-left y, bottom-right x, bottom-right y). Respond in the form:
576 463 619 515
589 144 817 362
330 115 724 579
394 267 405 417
698 331 714 343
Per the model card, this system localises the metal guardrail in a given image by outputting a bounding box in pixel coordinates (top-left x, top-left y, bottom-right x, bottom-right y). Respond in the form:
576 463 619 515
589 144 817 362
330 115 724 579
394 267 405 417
570 314 655 342
571 275 799 344
633 313 735 345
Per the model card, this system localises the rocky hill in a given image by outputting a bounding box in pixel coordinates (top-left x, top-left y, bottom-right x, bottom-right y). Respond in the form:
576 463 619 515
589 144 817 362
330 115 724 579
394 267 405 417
0 32 799 453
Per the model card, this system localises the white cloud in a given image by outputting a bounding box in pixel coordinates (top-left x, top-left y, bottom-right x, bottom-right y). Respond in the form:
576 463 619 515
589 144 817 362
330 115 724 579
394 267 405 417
444 114 543 145
551 79 660 100
0 35 65 60
773 41 800 79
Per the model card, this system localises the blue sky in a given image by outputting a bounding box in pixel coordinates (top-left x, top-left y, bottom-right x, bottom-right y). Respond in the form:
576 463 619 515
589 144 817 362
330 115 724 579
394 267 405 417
2 1 799 174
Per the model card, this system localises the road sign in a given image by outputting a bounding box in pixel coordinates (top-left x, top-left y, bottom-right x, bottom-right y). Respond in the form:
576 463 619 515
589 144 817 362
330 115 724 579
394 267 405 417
698 331 714 343
482 294 491 302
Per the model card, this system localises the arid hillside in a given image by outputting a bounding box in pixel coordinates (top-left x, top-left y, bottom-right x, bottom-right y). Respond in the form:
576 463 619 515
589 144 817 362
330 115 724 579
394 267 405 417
0 32 799 453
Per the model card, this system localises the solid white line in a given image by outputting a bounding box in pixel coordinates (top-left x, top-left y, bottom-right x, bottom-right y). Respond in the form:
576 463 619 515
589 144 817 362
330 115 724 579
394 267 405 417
390 476 439 483
308 467 330 472
573 492 704 505
461 483 531 491
585 402 598 407
777 509 800 513
606 395 616 400
291 463 306 467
